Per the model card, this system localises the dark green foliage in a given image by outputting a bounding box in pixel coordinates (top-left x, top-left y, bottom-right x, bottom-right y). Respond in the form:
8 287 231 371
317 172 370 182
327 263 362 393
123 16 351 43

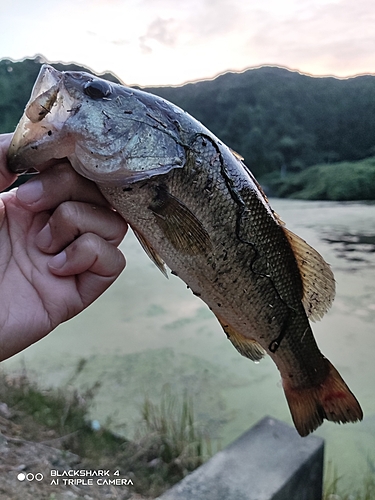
262 157 375 200
0 58 40 132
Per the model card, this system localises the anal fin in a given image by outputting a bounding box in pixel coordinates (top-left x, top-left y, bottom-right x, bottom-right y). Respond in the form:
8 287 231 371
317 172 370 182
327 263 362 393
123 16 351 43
216 316 265 362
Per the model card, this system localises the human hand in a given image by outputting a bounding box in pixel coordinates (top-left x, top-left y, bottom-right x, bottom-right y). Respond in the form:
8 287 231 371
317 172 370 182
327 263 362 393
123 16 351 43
0 134 128 361
0 134 17 190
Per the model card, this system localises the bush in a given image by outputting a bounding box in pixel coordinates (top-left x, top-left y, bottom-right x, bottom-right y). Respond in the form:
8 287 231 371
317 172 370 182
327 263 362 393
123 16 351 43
261 157 375 201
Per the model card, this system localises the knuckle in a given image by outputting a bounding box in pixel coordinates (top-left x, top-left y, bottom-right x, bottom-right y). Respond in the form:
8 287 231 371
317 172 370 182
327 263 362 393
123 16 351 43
54 201 82 225
40 162 77 192
79 232 102 252
50 202 127 246
48 202 84 244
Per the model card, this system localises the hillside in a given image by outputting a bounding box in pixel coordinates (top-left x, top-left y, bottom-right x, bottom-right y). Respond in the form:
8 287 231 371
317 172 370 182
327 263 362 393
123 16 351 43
146 67 375 177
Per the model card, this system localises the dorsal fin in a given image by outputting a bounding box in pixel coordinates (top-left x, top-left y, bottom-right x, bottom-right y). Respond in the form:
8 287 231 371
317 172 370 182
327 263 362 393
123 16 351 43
272 210 286 226
132 227 168 277
282 227 336 322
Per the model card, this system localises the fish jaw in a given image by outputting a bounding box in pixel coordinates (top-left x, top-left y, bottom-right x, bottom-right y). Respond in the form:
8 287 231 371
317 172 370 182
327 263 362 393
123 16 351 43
7 65 76 173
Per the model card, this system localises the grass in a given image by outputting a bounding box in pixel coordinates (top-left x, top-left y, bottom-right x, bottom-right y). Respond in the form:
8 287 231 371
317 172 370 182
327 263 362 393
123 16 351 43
110 386 212 496
0 365 126 461
135 387 211 484
2 365 374 498
323 461 375 500
0 365 211 497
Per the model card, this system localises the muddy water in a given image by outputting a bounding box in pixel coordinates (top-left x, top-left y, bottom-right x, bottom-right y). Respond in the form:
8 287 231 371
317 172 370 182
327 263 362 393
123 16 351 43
4 198 375 491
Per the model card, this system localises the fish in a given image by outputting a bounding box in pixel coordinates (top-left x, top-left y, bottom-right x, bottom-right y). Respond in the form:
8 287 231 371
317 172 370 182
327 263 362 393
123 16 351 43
7 64 363 436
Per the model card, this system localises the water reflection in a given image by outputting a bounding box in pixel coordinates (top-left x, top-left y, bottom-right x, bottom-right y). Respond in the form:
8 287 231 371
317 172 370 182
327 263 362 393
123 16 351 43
322 232 375 267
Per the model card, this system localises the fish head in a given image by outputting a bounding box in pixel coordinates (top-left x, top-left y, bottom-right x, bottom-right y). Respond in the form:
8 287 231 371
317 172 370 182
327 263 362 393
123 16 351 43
8 65 186 185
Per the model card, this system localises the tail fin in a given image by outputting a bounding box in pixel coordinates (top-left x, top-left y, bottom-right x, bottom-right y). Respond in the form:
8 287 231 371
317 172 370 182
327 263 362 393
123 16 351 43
283 359 363 437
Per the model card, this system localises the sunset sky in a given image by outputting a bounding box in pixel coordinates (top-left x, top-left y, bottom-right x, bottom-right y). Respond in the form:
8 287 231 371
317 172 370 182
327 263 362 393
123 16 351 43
1 0 374 86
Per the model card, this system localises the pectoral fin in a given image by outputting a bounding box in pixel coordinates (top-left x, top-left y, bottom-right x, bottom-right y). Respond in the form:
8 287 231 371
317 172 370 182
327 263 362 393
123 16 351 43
149 186 212 256
216 315 265 362
283 227 336 322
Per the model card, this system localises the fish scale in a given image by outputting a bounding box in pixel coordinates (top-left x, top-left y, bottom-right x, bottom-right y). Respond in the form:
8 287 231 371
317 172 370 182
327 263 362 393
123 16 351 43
7 64 363 436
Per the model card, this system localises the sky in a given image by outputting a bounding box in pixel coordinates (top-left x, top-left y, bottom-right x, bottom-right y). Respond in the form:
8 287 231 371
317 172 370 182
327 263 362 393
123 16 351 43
1 0 375 86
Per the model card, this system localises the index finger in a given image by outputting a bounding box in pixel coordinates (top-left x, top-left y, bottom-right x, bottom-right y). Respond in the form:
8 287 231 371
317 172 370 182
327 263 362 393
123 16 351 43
16 161 111 211
0 134 17 191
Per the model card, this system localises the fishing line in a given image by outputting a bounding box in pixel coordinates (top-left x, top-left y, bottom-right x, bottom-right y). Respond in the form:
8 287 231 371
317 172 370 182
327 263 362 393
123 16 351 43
189 133 297 353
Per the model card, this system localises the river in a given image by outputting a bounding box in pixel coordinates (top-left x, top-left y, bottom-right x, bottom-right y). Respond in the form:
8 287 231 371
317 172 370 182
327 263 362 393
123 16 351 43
3 198 375 493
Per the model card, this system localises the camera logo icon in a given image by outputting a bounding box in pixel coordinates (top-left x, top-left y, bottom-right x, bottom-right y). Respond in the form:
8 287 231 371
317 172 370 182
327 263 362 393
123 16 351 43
17 472 44 481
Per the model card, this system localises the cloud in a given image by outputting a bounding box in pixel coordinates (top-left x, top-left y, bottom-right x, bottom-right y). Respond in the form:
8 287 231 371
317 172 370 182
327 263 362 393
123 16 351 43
186 0 243 36
247 0 375 76
2 0 374 86
137 0 247 47
139 17 178 53
111 39 130 46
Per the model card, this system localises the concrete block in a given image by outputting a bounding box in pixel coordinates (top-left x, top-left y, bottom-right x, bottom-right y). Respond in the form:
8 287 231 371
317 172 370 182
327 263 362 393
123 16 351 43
156 416 324 500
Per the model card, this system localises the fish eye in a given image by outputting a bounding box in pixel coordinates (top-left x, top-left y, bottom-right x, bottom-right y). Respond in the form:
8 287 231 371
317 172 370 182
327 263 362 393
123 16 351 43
83 79 113 99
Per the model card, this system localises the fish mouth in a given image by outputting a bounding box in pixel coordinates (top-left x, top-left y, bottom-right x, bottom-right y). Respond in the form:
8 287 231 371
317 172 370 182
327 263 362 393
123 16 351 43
7 65 76 174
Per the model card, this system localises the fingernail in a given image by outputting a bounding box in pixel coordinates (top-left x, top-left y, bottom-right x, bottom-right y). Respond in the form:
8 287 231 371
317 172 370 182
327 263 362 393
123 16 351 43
49 251 67 269
17 180 43 204
36 224 52 248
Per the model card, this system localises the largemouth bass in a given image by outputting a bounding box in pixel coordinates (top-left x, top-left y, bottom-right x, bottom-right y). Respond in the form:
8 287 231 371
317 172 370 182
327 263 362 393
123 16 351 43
7 65 363 436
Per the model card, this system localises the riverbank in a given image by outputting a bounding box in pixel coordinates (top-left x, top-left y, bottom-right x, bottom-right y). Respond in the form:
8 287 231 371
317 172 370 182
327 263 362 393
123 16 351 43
260 157 375 201
0 369 209 499
1 370 374 500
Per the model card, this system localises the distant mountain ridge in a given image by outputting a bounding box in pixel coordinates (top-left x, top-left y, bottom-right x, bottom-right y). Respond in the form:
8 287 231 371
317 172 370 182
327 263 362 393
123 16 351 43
1 57 375 179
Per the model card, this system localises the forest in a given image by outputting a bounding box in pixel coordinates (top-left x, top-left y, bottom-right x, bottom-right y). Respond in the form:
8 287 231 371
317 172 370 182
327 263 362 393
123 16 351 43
1 56 375 200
